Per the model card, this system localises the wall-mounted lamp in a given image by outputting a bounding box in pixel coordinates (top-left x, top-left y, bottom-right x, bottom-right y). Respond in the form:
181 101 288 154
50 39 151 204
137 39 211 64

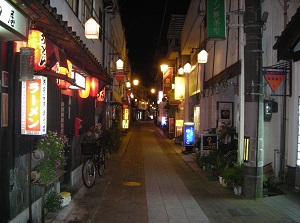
198 50 208 63
126 81 131 88
178 67 184 75
116 59 124 70
85 18 100 39
183 63 191 73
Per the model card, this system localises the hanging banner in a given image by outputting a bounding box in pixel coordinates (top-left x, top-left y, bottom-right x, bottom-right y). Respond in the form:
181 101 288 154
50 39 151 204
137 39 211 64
207 0 226 39
163 67 173 94
21 76 47 135
263 71 286 92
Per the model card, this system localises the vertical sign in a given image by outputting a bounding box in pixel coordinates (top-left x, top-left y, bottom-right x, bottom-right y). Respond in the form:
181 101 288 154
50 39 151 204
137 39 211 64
207 0 226 39
163 67 173 94
122 107 129 129
21 76 47 135
174 76 185 100
183 122 195 146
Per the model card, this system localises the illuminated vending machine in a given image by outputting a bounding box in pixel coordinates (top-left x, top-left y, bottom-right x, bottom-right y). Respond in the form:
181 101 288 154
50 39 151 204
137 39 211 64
183 122 194 152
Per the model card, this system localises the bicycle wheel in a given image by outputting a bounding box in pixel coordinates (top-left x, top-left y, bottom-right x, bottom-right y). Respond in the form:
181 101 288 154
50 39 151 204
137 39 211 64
97 149 106 177
82 158 96 188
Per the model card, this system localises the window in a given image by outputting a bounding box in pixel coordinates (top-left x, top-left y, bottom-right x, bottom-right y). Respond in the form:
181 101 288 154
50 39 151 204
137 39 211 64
82 0 94 24
66 0 79 16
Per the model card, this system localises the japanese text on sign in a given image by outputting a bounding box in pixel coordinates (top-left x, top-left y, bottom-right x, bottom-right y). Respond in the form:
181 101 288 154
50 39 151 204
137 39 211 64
21 76 47 135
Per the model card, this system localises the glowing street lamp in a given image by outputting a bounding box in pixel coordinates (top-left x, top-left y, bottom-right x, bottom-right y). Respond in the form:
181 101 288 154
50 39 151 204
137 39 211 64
133 79 139 86
160 64 168 73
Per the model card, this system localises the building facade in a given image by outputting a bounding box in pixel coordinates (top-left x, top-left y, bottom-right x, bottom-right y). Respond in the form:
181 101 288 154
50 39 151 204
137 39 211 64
0 0 129 222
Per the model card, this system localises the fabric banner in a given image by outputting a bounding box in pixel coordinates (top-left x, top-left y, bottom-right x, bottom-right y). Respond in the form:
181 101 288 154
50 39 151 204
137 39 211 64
163 67 173 94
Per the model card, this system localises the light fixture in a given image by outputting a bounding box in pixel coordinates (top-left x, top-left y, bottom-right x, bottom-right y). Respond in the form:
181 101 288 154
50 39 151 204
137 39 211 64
151 88 155 94
198 50 208 63
27 29 47 71
126 81 131 88
133 79 139 86
178 67 184 75
160 64 168 73
85 18 100 39
183 63 191 73
116 59 124 70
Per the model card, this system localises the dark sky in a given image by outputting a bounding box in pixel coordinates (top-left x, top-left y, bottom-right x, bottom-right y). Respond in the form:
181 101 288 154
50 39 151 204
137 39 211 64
118 0 191 88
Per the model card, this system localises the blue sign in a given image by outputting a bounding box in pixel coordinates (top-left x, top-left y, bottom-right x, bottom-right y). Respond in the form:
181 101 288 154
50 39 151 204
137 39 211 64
183 122 194 146
201 134 218 150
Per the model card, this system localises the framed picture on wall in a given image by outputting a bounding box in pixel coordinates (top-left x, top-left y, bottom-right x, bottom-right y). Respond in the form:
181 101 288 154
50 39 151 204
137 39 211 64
217 102 233 125
2 71 8 87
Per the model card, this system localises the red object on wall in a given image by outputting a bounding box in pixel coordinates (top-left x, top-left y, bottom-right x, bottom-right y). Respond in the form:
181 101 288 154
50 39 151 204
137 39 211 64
74 117 82 136
27 30 47 71
89 77 99 97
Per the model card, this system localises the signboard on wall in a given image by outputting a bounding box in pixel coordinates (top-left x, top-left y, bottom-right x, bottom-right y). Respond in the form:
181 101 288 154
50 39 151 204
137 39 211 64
163 67 173 94
207 0 226 39
21 76 47 135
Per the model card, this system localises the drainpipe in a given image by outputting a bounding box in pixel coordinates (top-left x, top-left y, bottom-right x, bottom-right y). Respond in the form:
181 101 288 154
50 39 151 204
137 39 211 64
243 0 264 198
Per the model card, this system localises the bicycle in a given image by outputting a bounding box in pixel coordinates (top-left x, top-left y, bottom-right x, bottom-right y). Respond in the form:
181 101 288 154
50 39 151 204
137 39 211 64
81 138 107 188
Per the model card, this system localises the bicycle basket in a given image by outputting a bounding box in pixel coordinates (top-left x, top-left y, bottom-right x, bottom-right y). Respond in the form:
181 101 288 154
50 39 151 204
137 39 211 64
81 142 98 155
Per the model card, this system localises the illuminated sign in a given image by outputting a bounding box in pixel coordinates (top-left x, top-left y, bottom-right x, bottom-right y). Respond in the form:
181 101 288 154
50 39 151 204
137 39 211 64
183 122 194 146
123 108 129 120
0 0 28 40
174 76 185 100
21 76 47 135
122 120 129 129
163 67 173 94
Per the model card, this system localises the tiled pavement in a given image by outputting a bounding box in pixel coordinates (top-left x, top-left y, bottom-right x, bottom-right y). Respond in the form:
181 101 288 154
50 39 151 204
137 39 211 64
47 121 300 223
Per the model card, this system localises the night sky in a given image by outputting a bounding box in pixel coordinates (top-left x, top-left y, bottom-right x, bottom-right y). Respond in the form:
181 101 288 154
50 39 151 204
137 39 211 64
118 0 191 88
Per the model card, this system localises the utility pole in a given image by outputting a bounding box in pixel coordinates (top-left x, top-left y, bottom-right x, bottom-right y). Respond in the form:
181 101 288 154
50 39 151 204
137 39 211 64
243 0 264 198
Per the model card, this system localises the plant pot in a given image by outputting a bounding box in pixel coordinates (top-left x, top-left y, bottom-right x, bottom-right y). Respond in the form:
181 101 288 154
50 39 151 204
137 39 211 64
219 176 223 185
31 170 40 182
32 149 44 161
234 186 242 195
205 164 211 172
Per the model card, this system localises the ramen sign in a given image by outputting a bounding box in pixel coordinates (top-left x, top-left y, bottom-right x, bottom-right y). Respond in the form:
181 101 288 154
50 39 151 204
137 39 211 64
21 76 47 135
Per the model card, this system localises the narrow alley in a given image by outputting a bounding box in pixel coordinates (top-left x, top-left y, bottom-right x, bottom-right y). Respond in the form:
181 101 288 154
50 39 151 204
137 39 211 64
45 121 300 223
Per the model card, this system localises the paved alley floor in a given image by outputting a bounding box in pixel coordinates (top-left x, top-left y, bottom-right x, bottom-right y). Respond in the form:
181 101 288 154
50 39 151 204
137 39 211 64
47 121 300 223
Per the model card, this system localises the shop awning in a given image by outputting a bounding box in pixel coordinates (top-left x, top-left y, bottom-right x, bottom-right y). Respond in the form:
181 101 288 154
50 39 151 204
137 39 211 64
112 91 123 104
16 0 112 84
273 7 300 62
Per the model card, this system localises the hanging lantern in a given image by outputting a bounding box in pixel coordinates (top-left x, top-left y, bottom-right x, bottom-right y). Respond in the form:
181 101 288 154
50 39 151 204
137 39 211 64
79 76 90 98
97 88 106 102
57 60 72 89
89 77 99 97
27 30 46 70
85 18 100 39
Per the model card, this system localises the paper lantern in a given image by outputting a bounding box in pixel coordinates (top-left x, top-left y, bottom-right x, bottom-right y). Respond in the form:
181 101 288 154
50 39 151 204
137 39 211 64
27 30 46 70
79 77 90 98
57 60 72 89
198 50 208 63
89 77 99 97
97 88 106 102
85 18 100 39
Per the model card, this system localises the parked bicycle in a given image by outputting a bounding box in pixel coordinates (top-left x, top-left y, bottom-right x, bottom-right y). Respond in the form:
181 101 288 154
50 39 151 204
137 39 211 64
81 138 107 188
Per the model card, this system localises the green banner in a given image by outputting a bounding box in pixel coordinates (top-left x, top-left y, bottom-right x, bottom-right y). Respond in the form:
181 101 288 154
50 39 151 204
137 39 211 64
207 0 226 39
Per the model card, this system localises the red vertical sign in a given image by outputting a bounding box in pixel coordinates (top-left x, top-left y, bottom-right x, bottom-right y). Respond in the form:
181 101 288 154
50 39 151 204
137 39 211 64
163 67 173 94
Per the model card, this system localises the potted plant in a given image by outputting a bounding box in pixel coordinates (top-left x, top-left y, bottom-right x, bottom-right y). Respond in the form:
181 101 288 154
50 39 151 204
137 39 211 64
223 163 243 194
33 131 68 183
